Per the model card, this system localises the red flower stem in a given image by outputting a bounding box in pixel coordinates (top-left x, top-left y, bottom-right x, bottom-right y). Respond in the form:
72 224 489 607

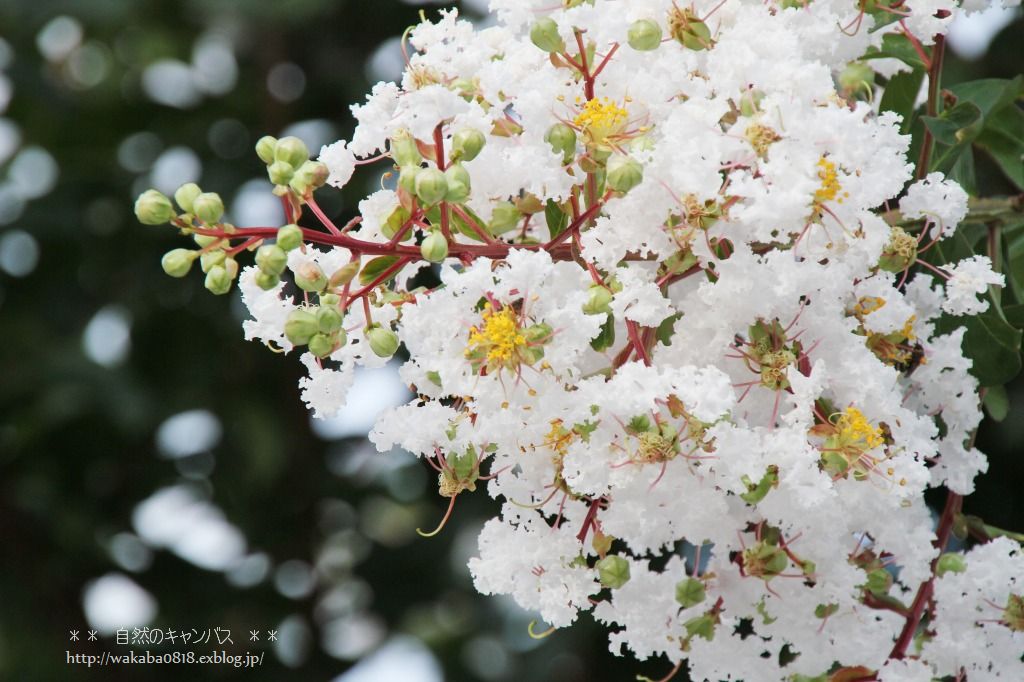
915 34 945 181
307 198 341 235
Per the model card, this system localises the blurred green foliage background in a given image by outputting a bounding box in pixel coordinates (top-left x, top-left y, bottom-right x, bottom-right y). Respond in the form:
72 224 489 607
0 1 1021 680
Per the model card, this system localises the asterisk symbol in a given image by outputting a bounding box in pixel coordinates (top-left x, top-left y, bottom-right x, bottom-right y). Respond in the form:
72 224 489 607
249 630 260 642
69 630 80 642
87 630 98 642
266 630 278 642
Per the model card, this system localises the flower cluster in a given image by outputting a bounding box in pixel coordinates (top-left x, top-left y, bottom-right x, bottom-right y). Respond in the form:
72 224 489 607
134 0 1022 679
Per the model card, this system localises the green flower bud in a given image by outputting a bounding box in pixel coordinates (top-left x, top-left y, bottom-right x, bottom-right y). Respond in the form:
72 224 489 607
328 261 360 288
420 230 449 263
545 123 577 160
308 332 335 359
223 256 238 280
134 189 176 225
414 167 449 206
596 555 631 589
276 223 303 251
451 128 486 162
285 309 319 346
628 19 663 51
194 234 219 248
838 61 874 97
255 244 288 276
200 249 226 273
530 17 566 53
294 261 328 292
274 135 309 168
268 160 294 186
390 129 422 168
398 165 420 195
444 163 471 204
335 328 348 348
289 160 329 196
366 324 400 358
489 201 522 235
204 265 232 295
606 154 644 193
255 270 280 291
669 8 712 51
675 577 706 608
936 553 967 577
192 192 225 224
317 305 343 333
161 248 196 278
320 293 341 306
255 135 278 165
173 182 202 213
582 284 613 315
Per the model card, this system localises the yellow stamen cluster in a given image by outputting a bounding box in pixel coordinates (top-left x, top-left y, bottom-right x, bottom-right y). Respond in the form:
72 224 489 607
744 123 781 158
853 296 886 318
814 157 849 204
467 304 526 364
835 407 884 450
574 97 629 146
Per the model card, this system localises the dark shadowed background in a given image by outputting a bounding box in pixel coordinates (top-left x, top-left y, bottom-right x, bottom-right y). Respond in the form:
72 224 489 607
0 1 1021 680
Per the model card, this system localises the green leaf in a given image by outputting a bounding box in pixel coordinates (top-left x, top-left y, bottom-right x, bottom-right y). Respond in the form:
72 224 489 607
937 310 1022 387
948 147 977 196
879 69 925 135
863 34 926 71
545 199 569 240
922 101 983 147
975 105 1024 190
983 384 1010 422
451 205 488 242
590 314 615 352
675 577 706 608
947 76 1023 121
656 313 681 346
358 255 400 286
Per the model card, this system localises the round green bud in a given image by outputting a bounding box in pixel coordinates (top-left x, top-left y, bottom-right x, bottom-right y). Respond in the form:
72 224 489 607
489 201 522 235
255 135 278 165
276 223 303 251
414 167 449 206
606 154 644 193
161 248 196 278
366 324 400 358
675 577 706 608
289 160 329 196
320 293 341 307
192 192 225 224
308 332 335 359
294 261 328 293
582 284 613 315
390 130 422 168
173 182 202 213
335 328 348 348
204 265 232 295
223 256 239 280
134 189 176 225
545 122 577 161
255 244 288 276
255 270 280 291
200 249 226 273
596 555 631 589
838 61 874 97
268 160 294 186
420 230 449 263
398 165 420 195
936 553 967 577
530 17 565 53
274 135 309 168
317 305 343 334
628 19 663 51
285 309 319 346
451 128 486 162
444 164 471 204
670 9 712 51
194 234 219 248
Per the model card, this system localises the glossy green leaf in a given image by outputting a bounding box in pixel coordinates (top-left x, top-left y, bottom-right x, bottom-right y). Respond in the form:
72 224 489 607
545 199 569 240
983 384 1010 422
358 255 400 286
879 69 925 135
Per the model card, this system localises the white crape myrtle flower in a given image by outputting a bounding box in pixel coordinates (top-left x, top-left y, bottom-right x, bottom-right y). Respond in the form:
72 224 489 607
141 0 1024 678
942 255 1005 316
900 172 970 240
